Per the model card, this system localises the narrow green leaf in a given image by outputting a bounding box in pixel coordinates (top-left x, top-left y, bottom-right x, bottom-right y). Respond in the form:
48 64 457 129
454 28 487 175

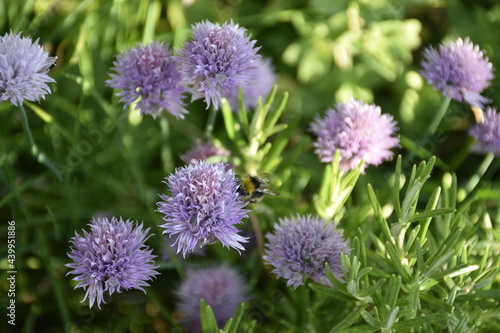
385 241 412 282
200 299 219 333
221 98 236 140
384 306 400 328
408 283 420 318
384 275 401 308
406 208 455 224
361 309 382 328
224 303 246 333
264 88 288 134
333 324 379 333
367 184 393 243
330 304 368 332
357 278 385 299
393 155 402 218
424 249 455 276
391 314 448 330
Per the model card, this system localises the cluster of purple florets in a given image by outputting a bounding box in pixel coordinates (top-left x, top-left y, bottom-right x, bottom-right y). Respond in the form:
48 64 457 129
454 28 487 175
3 17 500 332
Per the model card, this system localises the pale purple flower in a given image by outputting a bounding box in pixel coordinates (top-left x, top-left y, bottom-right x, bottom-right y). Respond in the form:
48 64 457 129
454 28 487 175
107 42 187 118
0 31 56 105
225 57 276 111
181 140 230 165
176 20 260 109
310 98 399 173
176 266 247 332
469 107 500 155
156 161 248 257
420 37 494 108
66 217 159 309
263 215 350 288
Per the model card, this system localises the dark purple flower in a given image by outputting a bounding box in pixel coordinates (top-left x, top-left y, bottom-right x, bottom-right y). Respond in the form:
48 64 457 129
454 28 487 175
225 57 276 111
310 98 399 173
469 107 500 155
420 37 494 108
176 265 247 332
156 161 248 257
66 217 159 309
107 42 187 118
263 215 350 288
181 140 230 165
176 20 260 109
0 31 56 105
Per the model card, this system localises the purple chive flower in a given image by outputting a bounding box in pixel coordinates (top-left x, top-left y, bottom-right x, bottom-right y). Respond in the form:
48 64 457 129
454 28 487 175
66 217 159 309
310 98 399 173
420 37 494 108
264 215 350 288
0 31 56 105
176 266 247 332
107 42 187 118
177 20 260 109
469 107 500 155
156 161 248 257
181 140 230 165
225 57 276 111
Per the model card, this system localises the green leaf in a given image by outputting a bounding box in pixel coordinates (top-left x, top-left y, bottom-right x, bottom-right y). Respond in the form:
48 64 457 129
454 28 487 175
333 325 379 333
408 283 420 318
200 299 219 333
224 303 246 333
361 309 382 328
221 98 236 140
384 275 401 309
393 155 402 219
358 278 386 298
406 208 456 224
367 184 393 243
391 314 448 330
330 304 369 332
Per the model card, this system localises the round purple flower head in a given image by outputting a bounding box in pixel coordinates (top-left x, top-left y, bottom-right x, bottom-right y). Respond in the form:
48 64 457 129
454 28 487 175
107 42 187 118
156 161 248 257
225 57 276 111
469 107 500 156
181 140 230 165
66 217 159 309
0 31 56 105
176 265 247 332
420 37 494 108
310 98 399 173
264 215 350 288
177 20 260 109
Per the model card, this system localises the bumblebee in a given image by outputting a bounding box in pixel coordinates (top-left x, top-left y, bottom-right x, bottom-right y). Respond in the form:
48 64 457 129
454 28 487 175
237 173 279 203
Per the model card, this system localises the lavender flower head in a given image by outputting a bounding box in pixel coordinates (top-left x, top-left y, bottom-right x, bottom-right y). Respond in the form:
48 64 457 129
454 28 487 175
66 217 159 309
181 140 230 165
156 161 248 257
176 266 247 332
310 98 399 173
420 37 494 108
107 42 187 118
264 215 350 288
469 107 500 156
0 31 56 105
225 57 276 111
177 20 260 109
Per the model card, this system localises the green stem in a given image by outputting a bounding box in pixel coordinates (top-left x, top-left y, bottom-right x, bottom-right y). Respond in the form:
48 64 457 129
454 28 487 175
160 114 174 173
464 152 495 193
422 97 451 146
17 103 63 181
204 105 218 139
